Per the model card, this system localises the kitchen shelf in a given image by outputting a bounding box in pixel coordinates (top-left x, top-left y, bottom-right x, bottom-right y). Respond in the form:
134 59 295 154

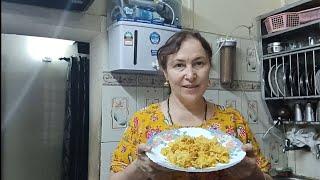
263 44 320 59
257 0 317 20
275 120 320 125
265 95 320 100
258 0 320 127
262 19 320 39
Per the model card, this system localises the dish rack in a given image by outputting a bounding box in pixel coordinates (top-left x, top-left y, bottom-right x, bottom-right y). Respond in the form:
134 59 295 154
257 0 320 125
262 46 320 99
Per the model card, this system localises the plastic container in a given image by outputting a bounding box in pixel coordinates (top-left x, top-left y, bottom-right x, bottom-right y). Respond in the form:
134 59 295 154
298 7 320 24
264 12 300 33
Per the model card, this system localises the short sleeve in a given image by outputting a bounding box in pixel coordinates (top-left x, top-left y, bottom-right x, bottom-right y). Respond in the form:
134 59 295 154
231 108 271 173
110 112 142 173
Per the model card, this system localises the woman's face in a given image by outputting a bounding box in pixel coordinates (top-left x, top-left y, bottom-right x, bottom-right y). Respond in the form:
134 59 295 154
163 38 211 103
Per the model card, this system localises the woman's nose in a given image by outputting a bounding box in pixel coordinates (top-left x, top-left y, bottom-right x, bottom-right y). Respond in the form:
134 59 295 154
184 67 196 81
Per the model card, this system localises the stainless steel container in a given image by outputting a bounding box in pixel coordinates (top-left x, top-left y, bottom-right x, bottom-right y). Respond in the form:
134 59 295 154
219 39 237 84
294 104 303 122
304 103 314 122
267 42 283 54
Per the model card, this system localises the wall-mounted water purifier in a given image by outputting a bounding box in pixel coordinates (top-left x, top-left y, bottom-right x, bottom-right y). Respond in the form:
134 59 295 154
107 21 180 72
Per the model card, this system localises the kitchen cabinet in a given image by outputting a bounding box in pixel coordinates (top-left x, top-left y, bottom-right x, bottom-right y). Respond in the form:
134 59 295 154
257 0 320 125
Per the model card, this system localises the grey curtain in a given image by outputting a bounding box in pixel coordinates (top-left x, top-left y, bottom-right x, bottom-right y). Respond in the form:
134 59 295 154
62 56 89 180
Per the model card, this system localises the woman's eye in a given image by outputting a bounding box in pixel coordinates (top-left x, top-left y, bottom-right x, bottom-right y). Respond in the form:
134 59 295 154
194 61 204 67
174 63 184 68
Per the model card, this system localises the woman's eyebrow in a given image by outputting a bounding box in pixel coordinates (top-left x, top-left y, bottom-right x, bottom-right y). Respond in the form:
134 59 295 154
170 56 207 64
193 56 206 61
170 59 185 63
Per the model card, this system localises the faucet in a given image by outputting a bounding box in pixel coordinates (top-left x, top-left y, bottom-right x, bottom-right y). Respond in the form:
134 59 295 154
316 144 320 159
282 138 311 153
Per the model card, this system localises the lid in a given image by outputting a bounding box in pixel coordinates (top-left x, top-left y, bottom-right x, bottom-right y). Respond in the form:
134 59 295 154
268 42 281 47
218 38 237 47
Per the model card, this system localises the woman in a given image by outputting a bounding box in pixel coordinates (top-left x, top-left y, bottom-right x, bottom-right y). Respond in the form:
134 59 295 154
109 31 272 180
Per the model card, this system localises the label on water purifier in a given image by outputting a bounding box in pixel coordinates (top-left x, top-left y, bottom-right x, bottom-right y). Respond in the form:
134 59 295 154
151 50 158 56
150 32 160 45
124 32 133 46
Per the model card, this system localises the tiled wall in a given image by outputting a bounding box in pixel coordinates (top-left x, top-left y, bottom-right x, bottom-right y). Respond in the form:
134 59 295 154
100 32 319 179
100 31 285 179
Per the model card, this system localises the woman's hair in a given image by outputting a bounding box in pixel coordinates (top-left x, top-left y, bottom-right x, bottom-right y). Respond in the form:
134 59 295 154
157 30 212 70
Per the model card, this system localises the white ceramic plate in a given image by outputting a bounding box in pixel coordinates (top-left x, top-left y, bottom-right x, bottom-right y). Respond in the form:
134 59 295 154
145 127 246 172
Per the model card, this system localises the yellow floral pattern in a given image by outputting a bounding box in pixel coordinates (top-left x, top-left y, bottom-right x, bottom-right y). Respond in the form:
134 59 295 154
110 103 270 179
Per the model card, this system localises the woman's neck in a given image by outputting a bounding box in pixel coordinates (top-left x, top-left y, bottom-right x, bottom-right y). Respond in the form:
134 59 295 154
169 95 205 113
167 95 207 126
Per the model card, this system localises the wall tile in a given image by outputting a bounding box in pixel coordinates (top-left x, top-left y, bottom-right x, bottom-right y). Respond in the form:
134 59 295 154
233 38 242 81
100 142 119 180
103 71 137 86
102 72 260 92
137 74 165 87
255 133 267 156
163 87 170 100
239 38 260 81
204 89 219 104
200 32 220 79
287 151 296 174
136 87 163 110
101 86 137 142
218 90 242 112
295 151 320 178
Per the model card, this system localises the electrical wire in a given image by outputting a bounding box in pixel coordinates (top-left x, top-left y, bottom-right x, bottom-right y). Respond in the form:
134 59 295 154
159 0 175 25
262 120 283 140
110 5 126 20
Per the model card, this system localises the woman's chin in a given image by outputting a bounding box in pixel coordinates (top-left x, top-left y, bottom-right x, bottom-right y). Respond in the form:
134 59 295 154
180 94 203 103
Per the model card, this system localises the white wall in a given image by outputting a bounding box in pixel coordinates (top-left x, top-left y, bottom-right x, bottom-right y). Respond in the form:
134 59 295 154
1 34 74 180
182 0 281 38
89 30 107 180
1 3 105 180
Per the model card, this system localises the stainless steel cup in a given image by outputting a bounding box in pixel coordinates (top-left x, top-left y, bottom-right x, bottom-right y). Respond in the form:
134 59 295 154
294 104 303 122
304 103 314 122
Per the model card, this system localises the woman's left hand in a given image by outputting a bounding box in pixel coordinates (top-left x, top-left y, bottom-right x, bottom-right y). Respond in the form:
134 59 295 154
222 143 265 180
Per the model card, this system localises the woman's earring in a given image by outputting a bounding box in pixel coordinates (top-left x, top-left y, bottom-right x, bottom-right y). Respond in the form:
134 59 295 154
208 80 212 87
164 80 169 86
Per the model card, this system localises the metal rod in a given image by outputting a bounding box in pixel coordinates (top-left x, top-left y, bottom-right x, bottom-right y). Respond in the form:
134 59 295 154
297 53 300 96
304 52 308 96
313 50 316 95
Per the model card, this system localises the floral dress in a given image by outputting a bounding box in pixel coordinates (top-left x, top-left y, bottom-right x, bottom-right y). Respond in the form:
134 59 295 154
110 103 270 179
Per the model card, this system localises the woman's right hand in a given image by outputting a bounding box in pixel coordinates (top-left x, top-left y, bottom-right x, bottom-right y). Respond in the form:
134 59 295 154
134 144 173 179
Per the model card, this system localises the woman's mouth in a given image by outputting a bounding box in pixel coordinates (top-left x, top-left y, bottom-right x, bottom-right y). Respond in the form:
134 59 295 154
182 85 199 89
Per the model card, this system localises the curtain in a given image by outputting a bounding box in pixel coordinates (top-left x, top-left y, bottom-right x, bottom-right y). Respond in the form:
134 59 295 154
62 56 89 180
